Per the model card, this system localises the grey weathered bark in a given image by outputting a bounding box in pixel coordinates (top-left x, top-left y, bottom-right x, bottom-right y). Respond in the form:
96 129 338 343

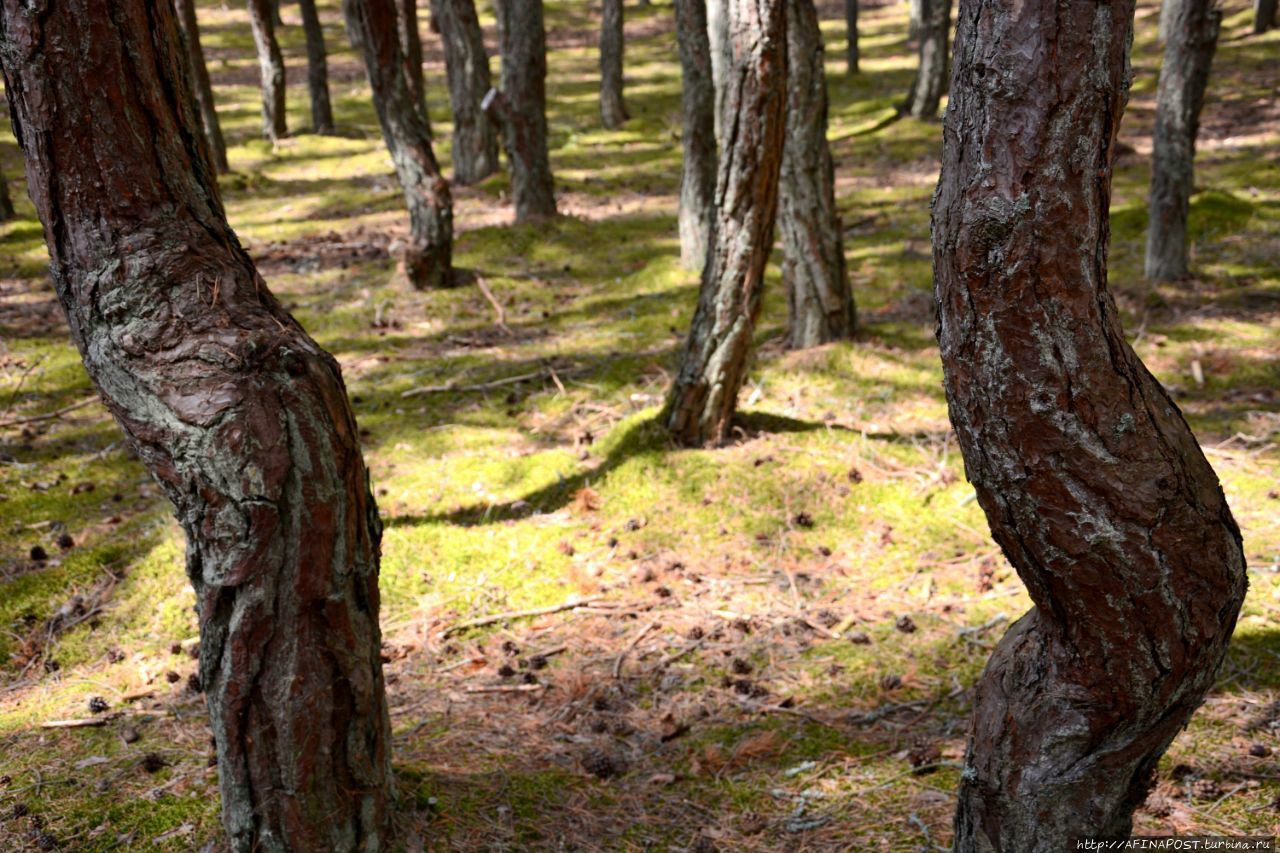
665 0 787 447
1256 0 1277 33
845 0 859 74
396 0 432 134
1159 0 1176 42
933 0 1248 847
345 0 455 288
175 0 230 173
903 0 950 119
247 0 289 140
1146 0 1220 283
298 0 336 134
706 0 731 144
908 0 923 39
599 0 629 128
0 1 394 850
489 0 557 221
781 0 854 349
674 0 717 271
431 0 499 184
0 165 13 221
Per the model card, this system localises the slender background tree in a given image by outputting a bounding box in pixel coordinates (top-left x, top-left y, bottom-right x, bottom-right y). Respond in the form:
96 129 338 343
665 0 787 447
674 0 718 272
599 0 630 128
903 0 950 119
0 1 395 848
1256 0 1276 33
175 0 230 172
247 0 289 140
489 0 557 221
432 0 500 184
934 0 1248 847
1147 0 1221 282
298 0 336 134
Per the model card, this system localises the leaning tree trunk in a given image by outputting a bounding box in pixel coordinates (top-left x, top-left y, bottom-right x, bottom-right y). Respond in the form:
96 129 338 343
345 0 455 288
705 0 731 144
933 0 1248 847
298 0 336 134
0 1 395 850
489 0 557 221
0 165 13 221
845 0 859 74
431 0 499 184
175 0 230 173
665 0 787 447
395 0 432 135
599 0 629 128
674 0 717 271
1146 0 1220 283
247 0 289 140
781 0 854 349
903 0 950 119
1256 0 1277 34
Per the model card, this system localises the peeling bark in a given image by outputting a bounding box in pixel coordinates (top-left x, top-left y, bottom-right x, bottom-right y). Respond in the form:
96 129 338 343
492 0 557 221
665 0 787 447
175 0 229 172
674 0 717 271
903 0 950 120
845 0 859 74
599 0 629 129
781 0 854 349
247 0 289 141
431 0 499 184
396 0 432 135
298 0 336 134
1146 0 1220 283
0 1 394 850
933 0 1247 848
345 0 455 288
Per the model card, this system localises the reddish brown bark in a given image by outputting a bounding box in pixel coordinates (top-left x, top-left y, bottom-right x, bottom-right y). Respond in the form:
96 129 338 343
247 0 289 141
933 0 1247 847
0 1 393 849
345 0 455 288
665 0 787 447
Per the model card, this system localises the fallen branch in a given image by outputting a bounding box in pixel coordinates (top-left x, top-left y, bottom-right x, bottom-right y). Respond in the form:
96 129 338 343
474 276 513 336
401 369 547 398
0 397 99 429
41 717 109 729
613 617 660 679
441 595 603 637
464 683 546 694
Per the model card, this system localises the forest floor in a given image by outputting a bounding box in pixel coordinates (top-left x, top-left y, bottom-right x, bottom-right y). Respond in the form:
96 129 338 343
1 0 1278 850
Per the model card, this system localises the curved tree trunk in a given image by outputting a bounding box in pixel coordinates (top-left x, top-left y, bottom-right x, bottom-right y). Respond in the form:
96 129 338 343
489 0 557 221
345 0 455 288
934 0 1248 848
247 0 289 141
599 0 629 128
665 0 787 447
1146 0 1220 283
903 0 950 119
674 0 717 272
781 0 854 349
845 0 859 74
705 0 731 144
396 0 432 135
0 2 394 850
431 0 499 185
298 0 336 134
175 0 230 173
0 165 14 221
1256 0 1277 34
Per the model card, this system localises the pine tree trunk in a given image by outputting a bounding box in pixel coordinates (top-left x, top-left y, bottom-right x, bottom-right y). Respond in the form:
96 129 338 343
908 0 923 39
1146 0 1220 283
247 0 289 141
706 0 731 144
396 0 433 135
1159 0 1176 42
1256 0 1277 34
0 2 395 850
345 0 455 288
934 0 1247 847
270 0 285 26
903 0 950 119
599 0 629 128
175 0 230 173
0 165 14 221
665 0 787 447
431 0 499 185
298 0 336 134
490 0 557 221
781 0 854 349
674 0 717 272
845 0 859 74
